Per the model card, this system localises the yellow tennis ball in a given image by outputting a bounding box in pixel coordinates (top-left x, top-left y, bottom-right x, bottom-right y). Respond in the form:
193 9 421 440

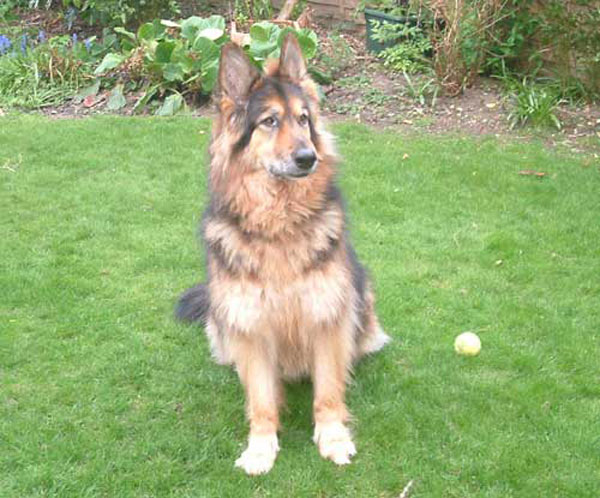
454 332 481 356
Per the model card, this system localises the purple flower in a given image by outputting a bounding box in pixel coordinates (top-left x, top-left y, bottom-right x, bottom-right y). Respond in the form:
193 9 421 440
20 34 27 54
0 35 12 56
84 38 92 52
38 30 46 44
72 33 78 45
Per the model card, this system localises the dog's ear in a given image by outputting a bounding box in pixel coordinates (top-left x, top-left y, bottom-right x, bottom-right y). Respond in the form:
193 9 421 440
218 43 260 104
279 33 307 83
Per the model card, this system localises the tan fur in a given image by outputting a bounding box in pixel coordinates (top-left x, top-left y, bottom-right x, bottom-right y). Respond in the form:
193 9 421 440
188 36 389 475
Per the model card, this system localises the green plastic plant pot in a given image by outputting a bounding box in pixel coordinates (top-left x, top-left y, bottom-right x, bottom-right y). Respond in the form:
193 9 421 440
364 8 419 54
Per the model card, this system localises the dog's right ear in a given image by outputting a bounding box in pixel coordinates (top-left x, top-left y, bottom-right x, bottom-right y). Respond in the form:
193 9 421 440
218 43 260 106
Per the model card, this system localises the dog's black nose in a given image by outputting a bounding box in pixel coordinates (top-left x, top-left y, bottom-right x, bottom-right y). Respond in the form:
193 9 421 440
293 148 317 170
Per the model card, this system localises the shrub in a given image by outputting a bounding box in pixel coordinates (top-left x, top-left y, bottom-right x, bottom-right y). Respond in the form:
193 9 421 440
428 0 600 100
28 0 179 27
363 1 599 100
536 0 600 99
233 0 274 25
369 20 431 73
313 32 353 82
427 0 508 96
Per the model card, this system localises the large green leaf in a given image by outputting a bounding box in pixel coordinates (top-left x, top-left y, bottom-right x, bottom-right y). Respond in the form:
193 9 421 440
162 63 185 82
197 27 224 41
181 15 225 41
94 53 125 75
114 26 136 42
106 84 127 110
73 79 100 104
192 36 220 61
137 22 155 42
160 19 180 28
277 28 318 60
201 59 219 92
133 84 159 114
155 40 177 63
293 28 318 60
190 37 221 93
250 21 280 42
170 45 195 73
155 93 185 116
249 21 281 60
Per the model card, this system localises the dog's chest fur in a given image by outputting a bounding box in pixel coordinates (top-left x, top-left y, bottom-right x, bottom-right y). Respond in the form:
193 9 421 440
204 189 357 378
206 197 352 322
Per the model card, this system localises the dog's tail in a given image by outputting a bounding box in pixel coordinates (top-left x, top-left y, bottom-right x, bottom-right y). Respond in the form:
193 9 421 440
175 283 209 324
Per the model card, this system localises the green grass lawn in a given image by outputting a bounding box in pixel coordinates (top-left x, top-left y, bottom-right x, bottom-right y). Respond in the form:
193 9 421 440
1 115 599 497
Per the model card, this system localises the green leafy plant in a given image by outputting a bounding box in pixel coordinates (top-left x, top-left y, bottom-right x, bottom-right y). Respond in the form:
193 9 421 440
361 0 429 18
423 0 599 100
313 33 353 81
506 78 562 130
481 0 539 79
59 0 180 27
233 0 273 24
369 20 431 73
337 75 372 89
93 17 319 115
536 0 600 99
0 0 22 22
0 33 97 108
402 70 439 107
247 22 318 62
92 16 227 114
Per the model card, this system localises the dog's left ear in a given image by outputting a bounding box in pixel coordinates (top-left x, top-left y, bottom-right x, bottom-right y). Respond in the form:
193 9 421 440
279 33 307 83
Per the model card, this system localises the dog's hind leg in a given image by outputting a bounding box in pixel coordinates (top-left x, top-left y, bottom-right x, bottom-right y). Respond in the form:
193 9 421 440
311 320 357 465
231 333 282 476
357 287 391 357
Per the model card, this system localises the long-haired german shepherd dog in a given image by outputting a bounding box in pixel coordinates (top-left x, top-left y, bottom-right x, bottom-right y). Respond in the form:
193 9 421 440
176 34 390 475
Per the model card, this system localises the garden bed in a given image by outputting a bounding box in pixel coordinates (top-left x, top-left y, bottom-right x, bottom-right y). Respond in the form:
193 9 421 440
1 7 600 155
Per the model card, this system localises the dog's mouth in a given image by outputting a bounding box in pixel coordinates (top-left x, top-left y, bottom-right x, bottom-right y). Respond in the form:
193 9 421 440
266 161 317 180
281 169 313 179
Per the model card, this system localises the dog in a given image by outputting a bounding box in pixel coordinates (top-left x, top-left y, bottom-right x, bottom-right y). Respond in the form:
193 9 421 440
176 34 390 475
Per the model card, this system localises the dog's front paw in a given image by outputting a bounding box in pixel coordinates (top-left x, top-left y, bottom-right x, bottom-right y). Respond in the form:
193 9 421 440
235 433 279 476
313 421 356 465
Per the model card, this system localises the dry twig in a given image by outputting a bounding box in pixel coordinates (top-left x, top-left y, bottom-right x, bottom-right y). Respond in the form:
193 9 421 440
399 479 415 498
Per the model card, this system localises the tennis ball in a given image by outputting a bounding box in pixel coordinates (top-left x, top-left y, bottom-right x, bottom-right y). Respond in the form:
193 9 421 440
454 332 481 356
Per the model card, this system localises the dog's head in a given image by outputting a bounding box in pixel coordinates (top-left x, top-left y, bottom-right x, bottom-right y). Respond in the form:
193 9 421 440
215 34 322 180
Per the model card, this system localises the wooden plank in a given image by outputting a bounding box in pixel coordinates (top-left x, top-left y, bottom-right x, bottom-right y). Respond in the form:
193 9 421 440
273 0 363 24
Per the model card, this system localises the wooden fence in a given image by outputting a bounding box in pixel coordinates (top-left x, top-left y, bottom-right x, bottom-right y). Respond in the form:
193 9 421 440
272 0 365 26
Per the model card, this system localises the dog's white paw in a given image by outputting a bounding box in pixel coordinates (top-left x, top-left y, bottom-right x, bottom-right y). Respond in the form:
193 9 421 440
360 325 391 355
313 421 356 465
235 433 279 476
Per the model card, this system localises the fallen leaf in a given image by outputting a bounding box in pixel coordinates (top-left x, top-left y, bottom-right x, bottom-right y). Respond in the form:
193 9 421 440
519 170 547 178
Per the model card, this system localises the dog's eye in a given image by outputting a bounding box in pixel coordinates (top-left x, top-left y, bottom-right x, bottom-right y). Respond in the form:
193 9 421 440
298 113 309 126
261 116 278 128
